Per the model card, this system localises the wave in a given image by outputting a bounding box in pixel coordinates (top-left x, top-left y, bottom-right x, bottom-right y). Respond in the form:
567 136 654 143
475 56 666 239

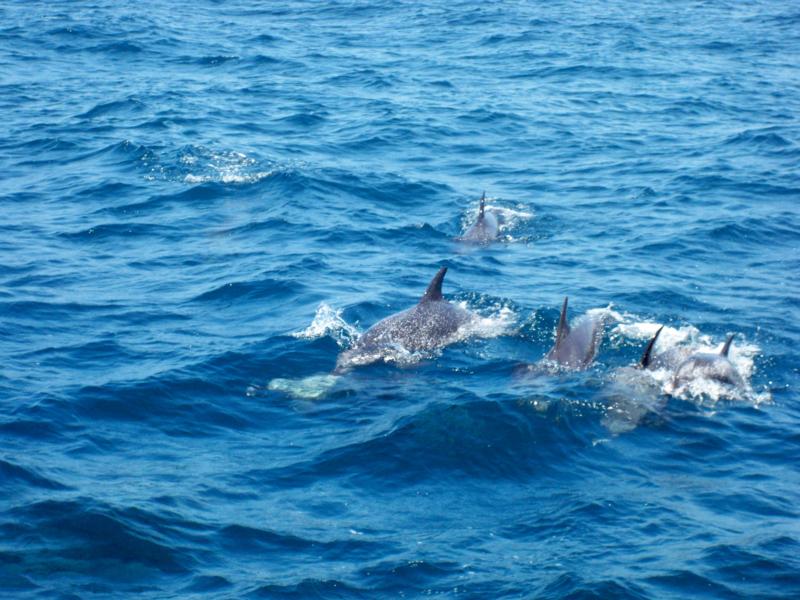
252 399 595 486
0 459 70 490
3 498 197 579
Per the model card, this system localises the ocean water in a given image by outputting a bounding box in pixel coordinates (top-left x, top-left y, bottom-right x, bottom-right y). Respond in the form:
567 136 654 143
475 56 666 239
1 0 799 597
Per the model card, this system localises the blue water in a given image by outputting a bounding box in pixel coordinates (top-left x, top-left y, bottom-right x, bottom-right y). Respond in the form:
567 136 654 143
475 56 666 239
2 1 799 597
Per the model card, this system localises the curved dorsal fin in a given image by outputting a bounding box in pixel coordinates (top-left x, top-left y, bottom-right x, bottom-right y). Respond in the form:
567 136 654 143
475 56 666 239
554 296 570 348
720 333 735 357
420 267 447 303
478 191 486 219
639 325 664 368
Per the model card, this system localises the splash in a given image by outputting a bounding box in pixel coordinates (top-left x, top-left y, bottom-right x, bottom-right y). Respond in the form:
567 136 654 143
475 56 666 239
181 149 274 184
142 145 279 184
585 305 624 326
454 301 518 341
291 303 359 348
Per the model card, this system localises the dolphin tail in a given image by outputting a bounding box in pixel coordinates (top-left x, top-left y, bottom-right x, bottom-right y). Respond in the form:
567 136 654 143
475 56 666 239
478 191 486 219
720 333 735 357
553 296 570 348
420 266 447 303
639 325 664 368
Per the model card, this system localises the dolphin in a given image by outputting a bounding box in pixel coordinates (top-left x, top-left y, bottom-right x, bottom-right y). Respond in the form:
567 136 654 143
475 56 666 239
636 325 692 372
639 326 664 369
544 297 605 369
600 326 666 433
670 334 744 392
334 267 474 372
460 192 499 243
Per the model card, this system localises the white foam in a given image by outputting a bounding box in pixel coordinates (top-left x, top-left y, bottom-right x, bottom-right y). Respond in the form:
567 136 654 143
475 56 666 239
585 305 624 325
291 303 359 348
455 302 518 340
183 149 272 184
183 171 274 184
611 314 770 405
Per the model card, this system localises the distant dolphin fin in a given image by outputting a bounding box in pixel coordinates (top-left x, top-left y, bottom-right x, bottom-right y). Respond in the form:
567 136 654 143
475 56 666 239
478 191 486 219
639 325 664 368
420 267 447 303
553 296 570 348
720 333 735 357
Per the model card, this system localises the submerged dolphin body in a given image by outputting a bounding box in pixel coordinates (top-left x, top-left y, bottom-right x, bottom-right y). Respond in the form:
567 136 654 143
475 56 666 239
601 326 667 434
335 267 473 372
460 192 499 243
545 297 604 369
670 334 744 392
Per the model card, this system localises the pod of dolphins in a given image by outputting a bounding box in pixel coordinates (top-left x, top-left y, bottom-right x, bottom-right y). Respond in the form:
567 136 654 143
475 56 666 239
327 194 746 400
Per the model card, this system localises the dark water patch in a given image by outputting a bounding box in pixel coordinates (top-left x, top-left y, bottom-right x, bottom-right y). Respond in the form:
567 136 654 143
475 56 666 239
16 139 154 168
190 277 299 304
695 490 796 519
3 499 197 578
646 570 742 599
703 216 800 248
248 578 370 599
186 54 240 66
60 222 183 243
77 180 138 200
217 523 387 561
539 573 650 600
4 137 81 153
356 558 463 595
0 418 67 442
181 574 233 593
273 111 327 129
724 128 793 146
429 79 454 88
0 459 70 490
705 543 800 593
21 339 137 371
700 40 738 52
87 41 144 54
1 300 121 322
325 69 399 90
249 33 281 44
75 377 251 434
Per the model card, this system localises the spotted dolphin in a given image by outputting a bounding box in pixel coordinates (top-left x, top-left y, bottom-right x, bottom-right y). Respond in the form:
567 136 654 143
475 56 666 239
334 267 474 372
460 192 499 243
670 334 744 392
545 297 604 369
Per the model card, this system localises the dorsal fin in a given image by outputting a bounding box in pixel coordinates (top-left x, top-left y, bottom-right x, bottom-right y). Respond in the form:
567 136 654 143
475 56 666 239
639 325 664 368
720 333 735 357
478 192 486 219
554 296 570 348
420 267 447 303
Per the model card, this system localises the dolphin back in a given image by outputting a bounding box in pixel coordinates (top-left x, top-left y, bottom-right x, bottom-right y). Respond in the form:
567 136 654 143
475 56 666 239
639 326 664 369
460 192 499 243
546 298 604 369
335 266 472 371
420 266 447 303
720 334 735 357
